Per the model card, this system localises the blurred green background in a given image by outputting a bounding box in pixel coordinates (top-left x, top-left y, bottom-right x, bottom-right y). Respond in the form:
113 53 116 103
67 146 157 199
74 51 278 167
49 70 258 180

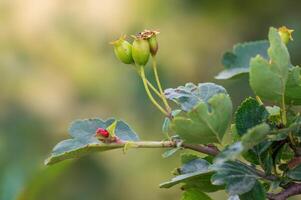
1 0 301 199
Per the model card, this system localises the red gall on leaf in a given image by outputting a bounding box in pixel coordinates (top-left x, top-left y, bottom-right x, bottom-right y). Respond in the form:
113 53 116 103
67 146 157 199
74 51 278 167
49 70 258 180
95 128 110 138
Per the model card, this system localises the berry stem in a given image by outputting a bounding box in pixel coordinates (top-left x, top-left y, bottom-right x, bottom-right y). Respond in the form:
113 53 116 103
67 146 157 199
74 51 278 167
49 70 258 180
152 57 171 113
140 66 169 116
146 79 162 97
134 67 166 100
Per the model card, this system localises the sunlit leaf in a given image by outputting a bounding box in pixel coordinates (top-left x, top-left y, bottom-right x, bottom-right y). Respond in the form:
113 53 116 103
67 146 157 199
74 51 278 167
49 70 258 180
249 27 290 102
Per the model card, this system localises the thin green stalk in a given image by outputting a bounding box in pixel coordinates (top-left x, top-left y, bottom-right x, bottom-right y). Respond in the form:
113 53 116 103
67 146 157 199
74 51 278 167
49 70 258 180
134 68 162 98
152 57 171 113
146 79 162 97
140 66 169 116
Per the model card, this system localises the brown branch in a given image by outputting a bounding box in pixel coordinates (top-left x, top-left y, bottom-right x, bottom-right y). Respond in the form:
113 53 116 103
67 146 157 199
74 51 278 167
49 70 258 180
268 183 301 200
181 143 279 182
181 143 220 156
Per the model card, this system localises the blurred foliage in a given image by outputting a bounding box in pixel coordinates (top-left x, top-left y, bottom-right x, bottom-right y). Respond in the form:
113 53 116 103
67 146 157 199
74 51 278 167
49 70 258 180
1 0 301 199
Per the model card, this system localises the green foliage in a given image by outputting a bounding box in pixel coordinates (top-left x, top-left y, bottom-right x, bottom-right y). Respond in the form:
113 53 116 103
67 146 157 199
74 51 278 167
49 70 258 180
164 82 228 112
181 188 212 200
211 161 259 195
46 26 301 200
249 27 290 102
216 40 269 79
169 83 232 144
285 66 301 104
45 118 139 165
235 97 268 136
239 181 266 200
241 123 270 150
287 165 301 180
160 157 214 189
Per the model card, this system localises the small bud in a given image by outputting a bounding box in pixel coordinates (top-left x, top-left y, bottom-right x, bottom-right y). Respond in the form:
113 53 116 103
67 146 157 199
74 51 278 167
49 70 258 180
137 30 159 56
131 36 150 66
95 128 110 138
110 35 134 64
278 26 294 45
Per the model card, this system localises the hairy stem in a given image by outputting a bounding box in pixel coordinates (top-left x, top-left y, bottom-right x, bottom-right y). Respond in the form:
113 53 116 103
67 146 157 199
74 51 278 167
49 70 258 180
140 66 169 116
152 57 171 113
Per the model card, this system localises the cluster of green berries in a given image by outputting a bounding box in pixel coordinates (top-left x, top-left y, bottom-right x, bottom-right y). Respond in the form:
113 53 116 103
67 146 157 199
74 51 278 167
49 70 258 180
111 30 159 66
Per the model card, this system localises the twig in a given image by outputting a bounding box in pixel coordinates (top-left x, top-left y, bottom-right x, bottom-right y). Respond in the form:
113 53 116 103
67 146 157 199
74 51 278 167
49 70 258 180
181 143 220 156
268 183 301 200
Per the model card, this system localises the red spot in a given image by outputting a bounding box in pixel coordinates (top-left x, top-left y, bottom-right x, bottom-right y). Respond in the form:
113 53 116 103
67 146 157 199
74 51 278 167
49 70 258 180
95 128 109 138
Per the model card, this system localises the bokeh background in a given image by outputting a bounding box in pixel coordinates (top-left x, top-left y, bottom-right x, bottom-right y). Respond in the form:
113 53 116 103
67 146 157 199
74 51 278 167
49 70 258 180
1 0 301 199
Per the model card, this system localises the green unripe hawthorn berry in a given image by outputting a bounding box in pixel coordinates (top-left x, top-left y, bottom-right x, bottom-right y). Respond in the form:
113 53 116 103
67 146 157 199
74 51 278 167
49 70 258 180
132 37 150 66
137 29 160 56
111 35 134 64
278 26 294 45
148 35 159 56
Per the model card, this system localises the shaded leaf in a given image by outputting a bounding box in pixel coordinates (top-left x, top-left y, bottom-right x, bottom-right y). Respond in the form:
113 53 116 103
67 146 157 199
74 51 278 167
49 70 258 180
216 40 269 79
214 123 270 165
235 97 268 136
287 164 301 180
249 27 290 102
211 161 258 195
170 85 232 144
160 158 212 188
181 188 212 200
241 123 270 150
213 142 244 166
285 66 301 105
239 181 266 200
165 82 227 112
160 157 221 192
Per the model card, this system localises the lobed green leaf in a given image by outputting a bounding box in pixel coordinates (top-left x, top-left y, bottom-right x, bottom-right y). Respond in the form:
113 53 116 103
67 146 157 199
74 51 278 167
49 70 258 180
235 97 268 136
45 118 139 165
165 82 228 112
170 89 232 144
249 27 290 102
216 40 269 79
